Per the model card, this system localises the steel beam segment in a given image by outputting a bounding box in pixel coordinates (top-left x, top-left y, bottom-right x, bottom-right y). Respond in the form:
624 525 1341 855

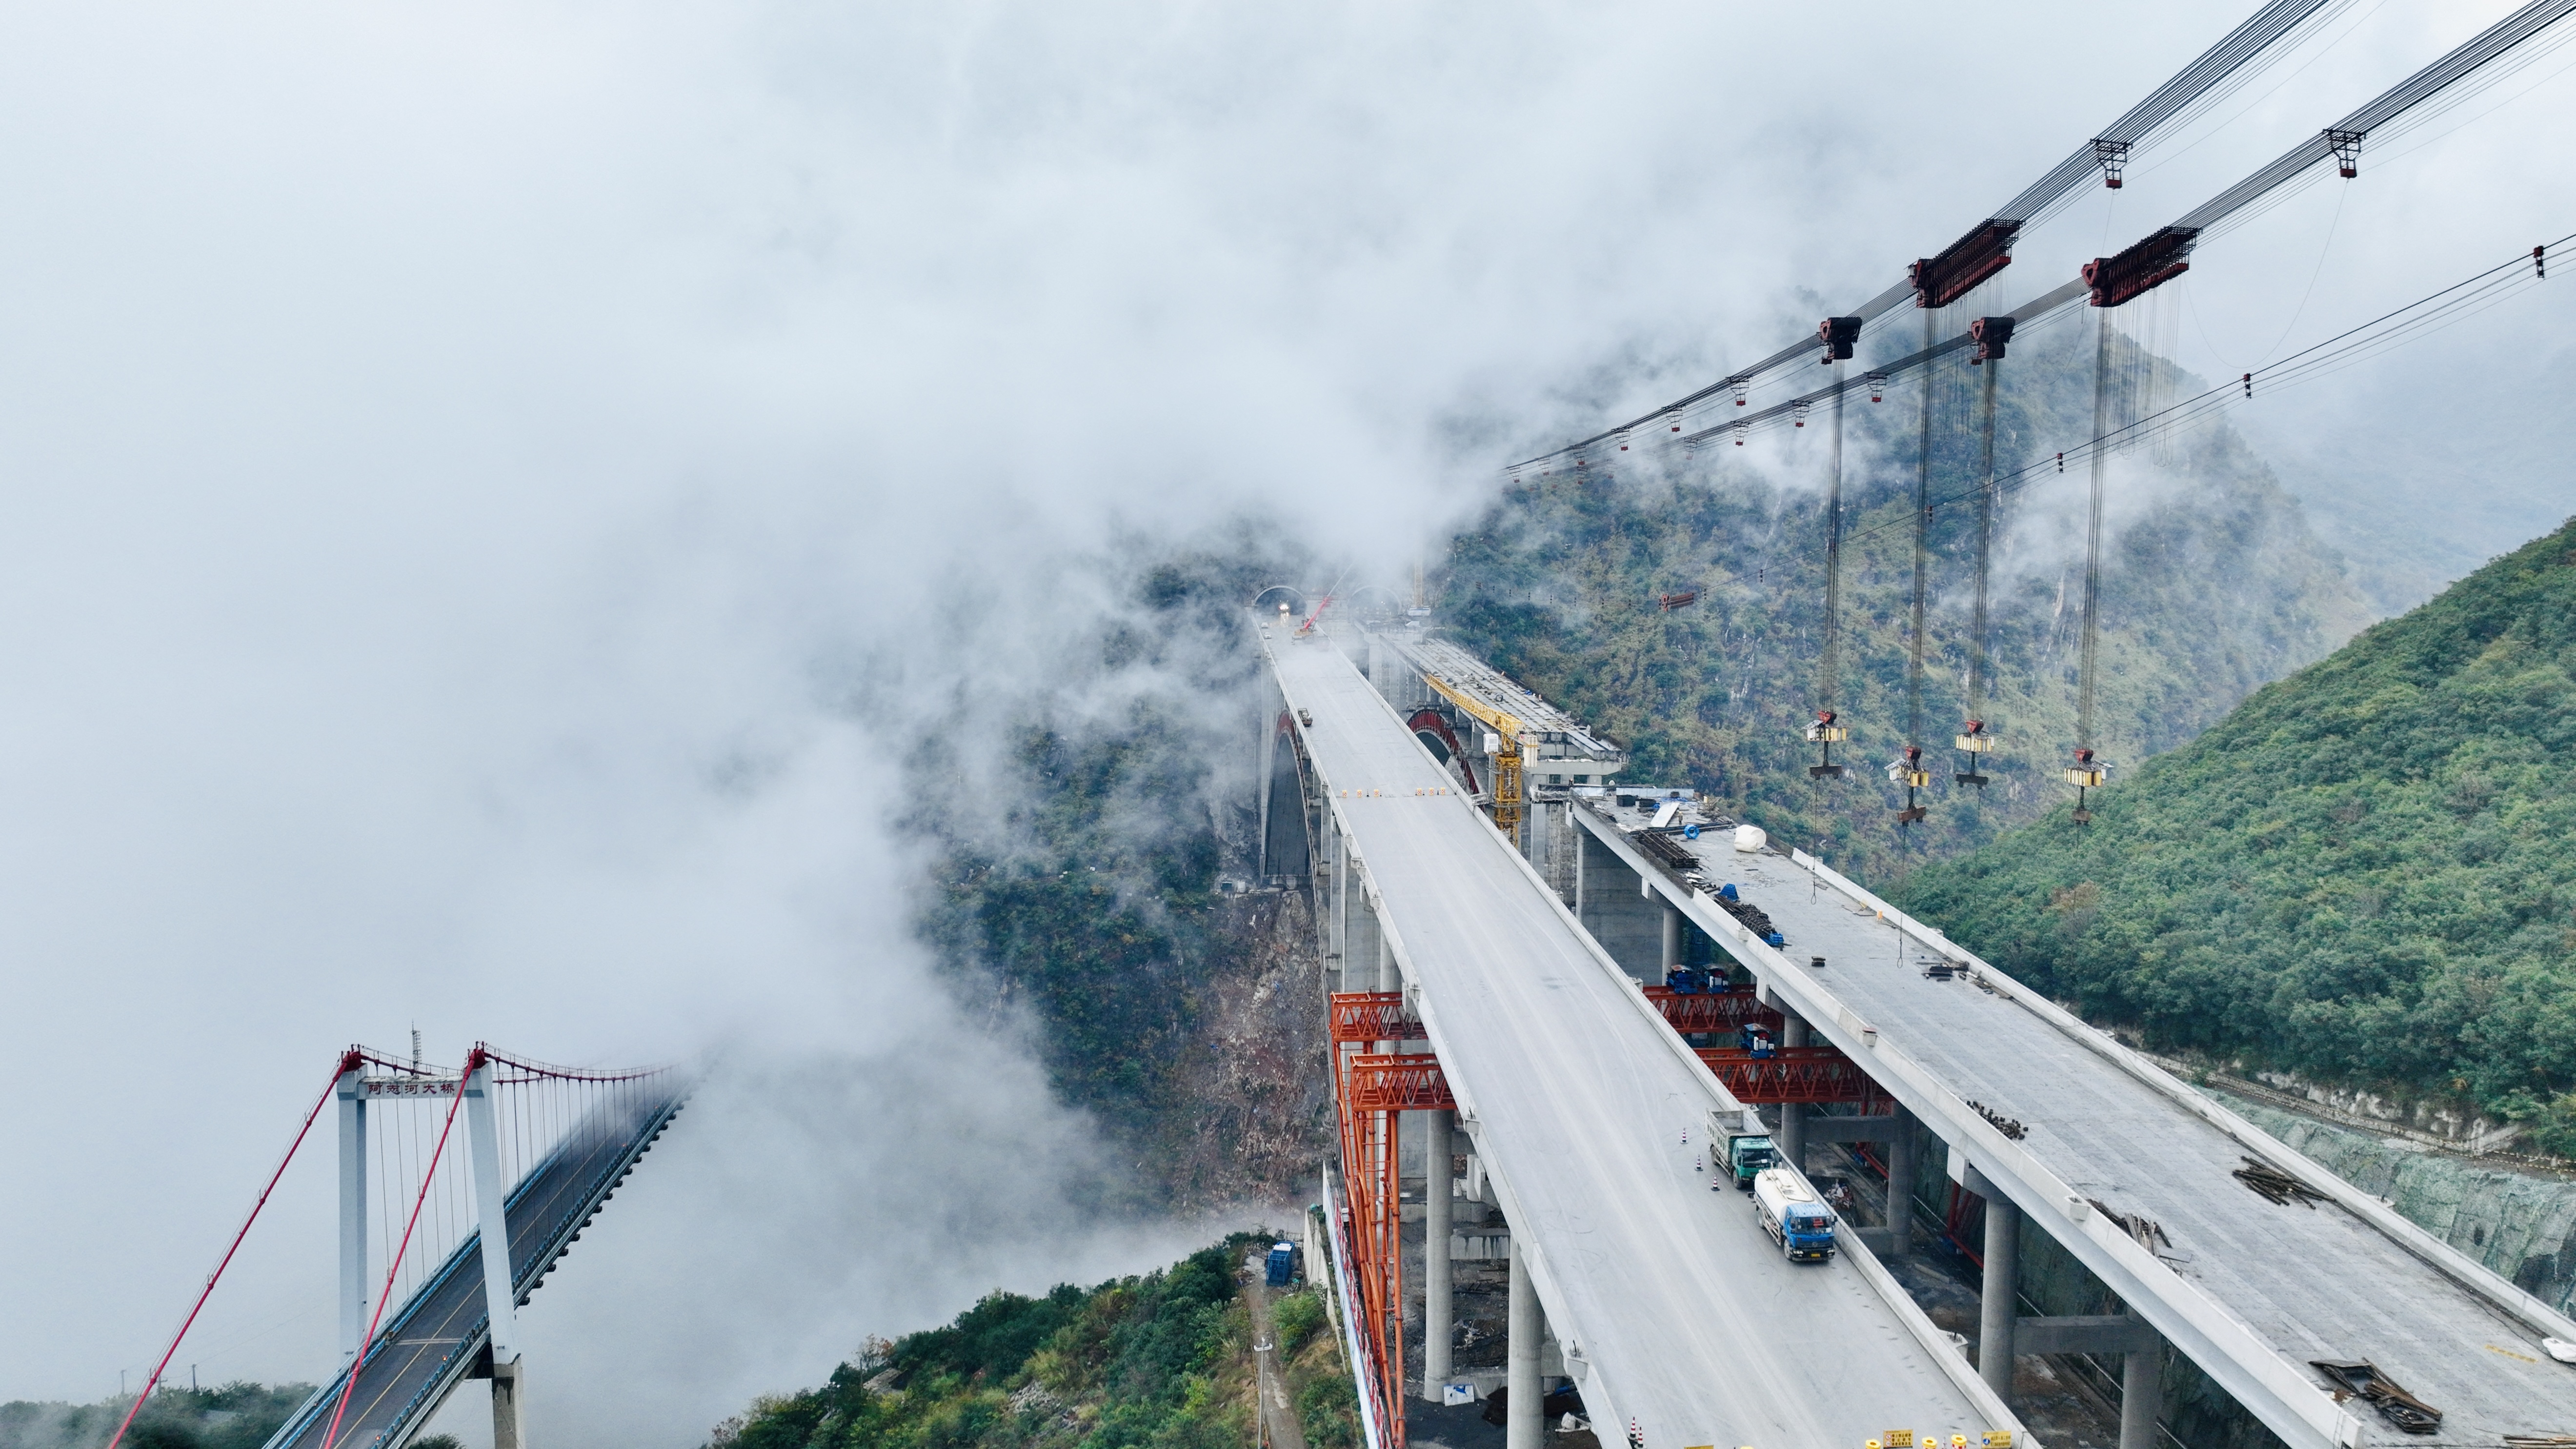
1331 991 1428 1046
1346 1053 1458 1112
1691 1046 1879 1104
1642 986 1782 1035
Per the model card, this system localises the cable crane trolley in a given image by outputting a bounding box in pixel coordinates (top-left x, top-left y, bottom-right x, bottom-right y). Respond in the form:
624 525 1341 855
1805 710 1849 780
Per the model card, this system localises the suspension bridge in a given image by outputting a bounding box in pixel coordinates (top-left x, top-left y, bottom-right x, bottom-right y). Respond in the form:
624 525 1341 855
105 1045 687 1449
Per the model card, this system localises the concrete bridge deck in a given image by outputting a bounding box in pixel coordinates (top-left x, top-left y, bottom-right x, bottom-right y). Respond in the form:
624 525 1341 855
1571 795 2576 1449
1268 626 2021 1449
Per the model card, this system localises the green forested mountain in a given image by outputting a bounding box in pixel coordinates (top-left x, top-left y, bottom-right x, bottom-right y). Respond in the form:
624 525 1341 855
704 1236 1356 1449
1440 318 2370 883
0 1384 320 1449
1896 518 2576 1147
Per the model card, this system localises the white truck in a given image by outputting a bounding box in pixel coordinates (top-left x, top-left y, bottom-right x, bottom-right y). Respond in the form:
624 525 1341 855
1751 1167 1838 1263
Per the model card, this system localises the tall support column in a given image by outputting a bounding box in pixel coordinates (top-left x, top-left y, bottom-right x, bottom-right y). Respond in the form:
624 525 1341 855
1421 1110 1454 1397
489 1361 525 1449
1883 1107 1915 1264
1330 825 1349 986
1980 1188 2020 1402
1778 1014 1808 1169
2121 1338 2164 1449
464 1056 526 1449
1660 904 1682 977
1507 1240 1540 1449
336 1062 368 1368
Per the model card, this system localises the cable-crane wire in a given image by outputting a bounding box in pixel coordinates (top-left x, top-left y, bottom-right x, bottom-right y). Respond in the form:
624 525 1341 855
1507 0 2355 475
1808 318 1861 779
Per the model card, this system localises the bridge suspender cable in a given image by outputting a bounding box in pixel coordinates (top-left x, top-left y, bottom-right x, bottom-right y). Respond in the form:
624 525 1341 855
318 1056 475 1449
1826 231 2568 563
101 1054 358 1449
1899 308 1938 826
1954 322 2006 791
2068 316 2117 823
1506 0 2353 473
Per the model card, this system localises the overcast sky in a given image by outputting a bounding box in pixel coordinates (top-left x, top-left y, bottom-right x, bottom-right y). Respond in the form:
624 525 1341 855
1 2 2570 1443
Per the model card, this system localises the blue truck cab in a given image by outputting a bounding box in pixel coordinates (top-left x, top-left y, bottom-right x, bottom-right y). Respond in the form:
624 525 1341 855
1752 1168 1838 1263
1265 1241 1298 1287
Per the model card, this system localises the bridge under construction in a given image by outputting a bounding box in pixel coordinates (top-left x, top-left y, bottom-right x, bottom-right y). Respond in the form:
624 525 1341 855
1267 616 2576 1449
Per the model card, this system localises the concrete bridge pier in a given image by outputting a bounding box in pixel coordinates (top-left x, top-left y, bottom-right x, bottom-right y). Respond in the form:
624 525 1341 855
1777 1011 1809 1169
1660 902 1681 978
1972 1166 2019 1402
1421 1109 1454 1397
1506 1239 1541 1449
1883 1107 1914 1263
2122 1339 2163 1449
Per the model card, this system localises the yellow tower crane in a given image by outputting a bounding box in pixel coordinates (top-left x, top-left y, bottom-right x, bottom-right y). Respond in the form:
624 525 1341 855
1420 674 1527 837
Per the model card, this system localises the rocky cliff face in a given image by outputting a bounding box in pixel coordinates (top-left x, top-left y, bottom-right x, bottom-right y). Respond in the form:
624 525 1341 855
2220 1093 2576 1316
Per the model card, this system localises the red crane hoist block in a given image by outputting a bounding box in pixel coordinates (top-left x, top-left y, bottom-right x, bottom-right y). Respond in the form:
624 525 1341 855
1329 992 1428 1045
1644 986 1784 1036
1911 219 2021 310
1970 315 2016 364
2084 227 2200 309
1817 315 1862 362
1695 1045 1877 1103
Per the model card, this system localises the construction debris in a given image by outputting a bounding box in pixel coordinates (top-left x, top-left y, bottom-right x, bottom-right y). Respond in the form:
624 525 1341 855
2234 1156 2328 1208
2088 1198 2172 1252
1965 1101 2028 1140
1713 893 1780 942
2310 1360 2441 1435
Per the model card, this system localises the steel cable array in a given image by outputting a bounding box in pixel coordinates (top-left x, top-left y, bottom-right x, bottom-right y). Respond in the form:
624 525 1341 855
1509 0 2355 472
1824 232 2567 558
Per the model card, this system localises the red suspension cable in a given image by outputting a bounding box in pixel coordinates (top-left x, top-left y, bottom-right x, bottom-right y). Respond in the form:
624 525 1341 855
104 1051 359 1449
319 1049 478 1449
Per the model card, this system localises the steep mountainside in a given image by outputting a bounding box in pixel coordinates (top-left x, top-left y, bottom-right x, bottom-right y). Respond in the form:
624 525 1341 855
1897 518 2576 1147
704 1235 1356 1449
1441 319 2372 884
908 553 1330 1209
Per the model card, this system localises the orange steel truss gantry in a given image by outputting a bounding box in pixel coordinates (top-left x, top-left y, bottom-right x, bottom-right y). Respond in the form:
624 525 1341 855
1329 993 1451 1449
1324 986 1892 1448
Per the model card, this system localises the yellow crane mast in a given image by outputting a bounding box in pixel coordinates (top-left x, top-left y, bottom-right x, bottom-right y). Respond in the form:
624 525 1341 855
1419 674 1527 836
